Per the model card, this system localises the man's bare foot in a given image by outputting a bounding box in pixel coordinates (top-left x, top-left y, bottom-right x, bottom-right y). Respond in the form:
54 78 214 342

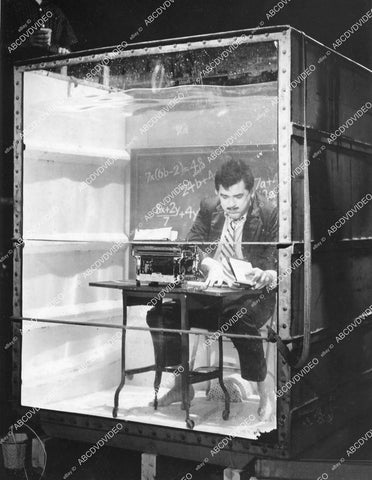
149 384 195 407
257 380 274 421
257 391 274 421
257 391 268 417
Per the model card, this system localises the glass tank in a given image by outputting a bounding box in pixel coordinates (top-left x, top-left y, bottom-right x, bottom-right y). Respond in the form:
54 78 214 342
21 39 279 438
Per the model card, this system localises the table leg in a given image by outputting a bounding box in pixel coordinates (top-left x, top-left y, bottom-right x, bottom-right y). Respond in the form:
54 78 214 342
113 291 128 418
218 305 230 421
180 295 194 429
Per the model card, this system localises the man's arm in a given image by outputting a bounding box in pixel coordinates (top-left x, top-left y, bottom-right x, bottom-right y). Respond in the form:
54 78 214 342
250 205 278 289
58 10 78 52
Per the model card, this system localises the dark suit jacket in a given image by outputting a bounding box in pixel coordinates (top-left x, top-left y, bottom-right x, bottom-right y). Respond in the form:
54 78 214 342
186 193 278 272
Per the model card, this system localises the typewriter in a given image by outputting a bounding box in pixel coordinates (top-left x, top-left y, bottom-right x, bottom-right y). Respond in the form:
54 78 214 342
132 243 201 285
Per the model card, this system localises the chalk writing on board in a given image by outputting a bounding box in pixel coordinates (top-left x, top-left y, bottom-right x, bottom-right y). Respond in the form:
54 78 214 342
144 157 206 183
182 170 215 196
132 147 278 239
154 201 199 226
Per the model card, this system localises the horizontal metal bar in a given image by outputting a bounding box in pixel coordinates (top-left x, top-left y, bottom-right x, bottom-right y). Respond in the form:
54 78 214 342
14 25 290 68
19 239 290 245
14 316 271 341
292 124 372 155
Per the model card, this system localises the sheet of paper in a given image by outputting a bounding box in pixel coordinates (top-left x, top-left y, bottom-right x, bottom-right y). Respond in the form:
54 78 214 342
133 227 177 241
170 230 178 241
229 258 255 285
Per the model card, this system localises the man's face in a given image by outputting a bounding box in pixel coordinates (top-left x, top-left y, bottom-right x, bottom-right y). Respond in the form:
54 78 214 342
217 180 252 219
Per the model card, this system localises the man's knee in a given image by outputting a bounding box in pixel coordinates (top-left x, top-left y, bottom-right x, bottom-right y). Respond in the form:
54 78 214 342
146 305 177 327
146 308 160 327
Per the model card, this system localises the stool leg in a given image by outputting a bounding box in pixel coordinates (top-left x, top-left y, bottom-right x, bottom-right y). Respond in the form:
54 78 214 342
153 369 162 410
218 335 230 421
205 337 212 396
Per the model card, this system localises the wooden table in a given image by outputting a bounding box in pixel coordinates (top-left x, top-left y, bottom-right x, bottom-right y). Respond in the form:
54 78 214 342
89 280 246 429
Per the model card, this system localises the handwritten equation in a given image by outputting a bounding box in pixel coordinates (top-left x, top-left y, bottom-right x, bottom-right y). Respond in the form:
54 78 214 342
144 157 206 183
254 176 278 199
182 170 215 196
154 201 198 226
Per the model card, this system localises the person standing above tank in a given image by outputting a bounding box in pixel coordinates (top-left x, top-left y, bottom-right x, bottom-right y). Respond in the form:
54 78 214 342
4 0 78 59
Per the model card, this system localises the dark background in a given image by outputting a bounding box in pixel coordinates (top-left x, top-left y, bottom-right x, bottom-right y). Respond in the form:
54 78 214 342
53 0 372 67
0 0 371 458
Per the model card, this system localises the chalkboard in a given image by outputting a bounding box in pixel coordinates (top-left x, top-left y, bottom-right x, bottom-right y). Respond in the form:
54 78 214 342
130 146 278 240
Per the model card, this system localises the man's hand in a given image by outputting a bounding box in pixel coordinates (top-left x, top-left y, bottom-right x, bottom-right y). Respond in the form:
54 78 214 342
246 268 277 290
58 47 70 54
29 28 52 48
201 257 235 287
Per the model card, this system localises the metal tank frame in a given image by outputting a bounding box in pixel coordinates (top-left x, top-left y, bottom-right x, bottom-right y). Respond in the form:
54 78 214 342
10 25 372 465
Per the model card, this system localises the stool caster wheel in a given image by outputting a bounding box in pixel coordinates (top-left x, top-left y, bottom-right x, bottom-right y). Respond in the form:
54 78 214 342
112 407 118 418
222 410 229 421
186 418 195 429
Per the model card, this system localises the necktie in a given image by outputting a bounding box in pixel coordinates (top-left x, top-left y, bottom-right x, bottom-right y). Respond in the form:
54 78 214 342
219 218 240 281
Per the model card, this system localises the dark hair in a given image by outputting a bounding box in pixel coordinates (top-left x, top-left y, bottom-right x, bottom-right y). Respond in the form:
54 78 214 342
214 159 254 192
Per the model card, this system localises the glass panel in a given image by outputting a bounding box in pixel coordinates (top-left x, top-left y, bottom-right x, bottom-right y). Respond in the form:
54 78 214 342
22 312 276 438
22 39 279 438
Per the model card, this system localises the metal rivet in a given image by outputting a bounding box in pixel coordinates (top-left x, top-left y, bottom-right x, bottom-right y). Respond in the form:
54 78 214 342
283 50 287 54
